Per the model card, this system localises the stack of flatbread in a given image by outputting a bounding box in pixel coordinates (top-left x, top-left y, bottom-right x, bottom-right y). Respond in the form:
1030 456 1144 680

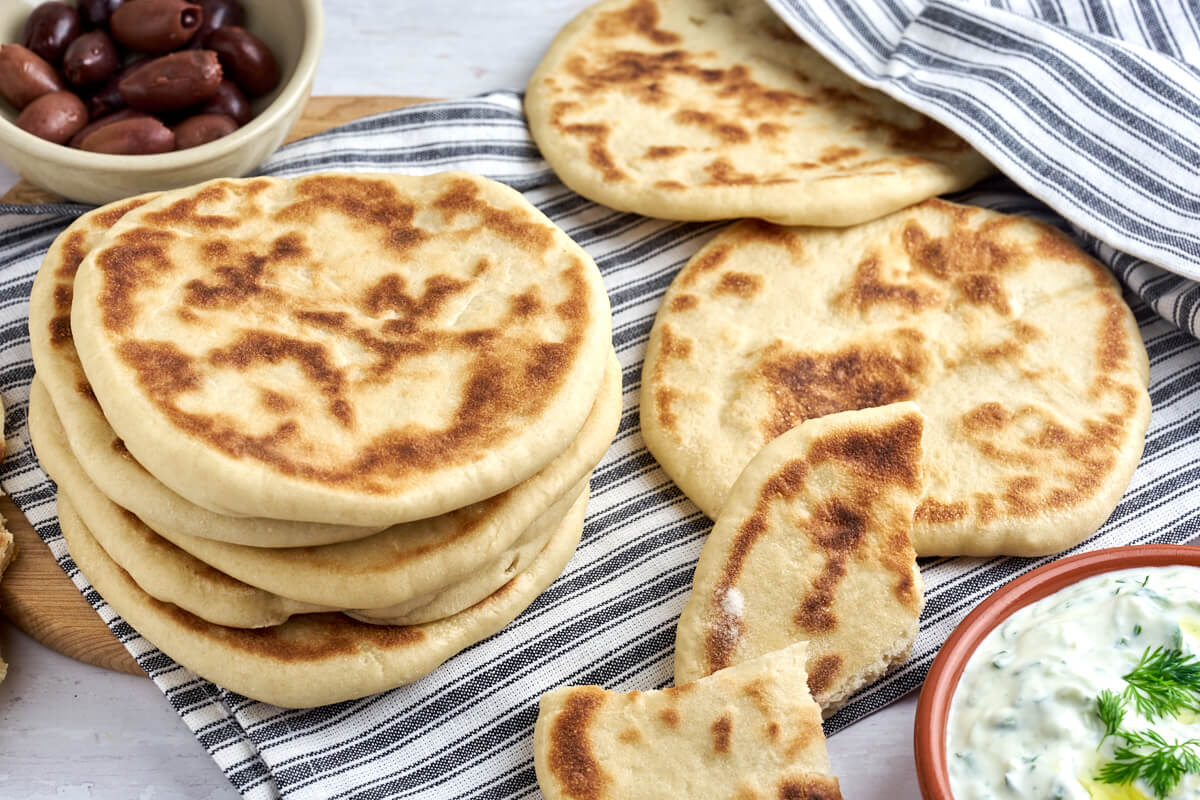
28 172 618 708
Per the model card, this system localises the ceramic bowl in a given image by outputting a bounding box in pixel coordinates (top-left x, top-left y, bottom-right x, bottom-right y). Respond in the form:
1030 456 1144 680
914 543 1200 799
0 0 322 204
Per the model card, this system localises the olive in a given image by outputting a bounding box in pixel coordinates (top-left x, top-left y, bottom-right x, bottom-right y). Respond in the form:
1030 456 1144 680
110 0 204 54
118 49 221 111
16 90 87 144
196 78 249 124
77 0 127 29
194 0 244 40
62 30 119 86
68 108 149 147
204 26 277 96
173 111 236 148
0 43 66 109
22 2 82 65
78 114 175 153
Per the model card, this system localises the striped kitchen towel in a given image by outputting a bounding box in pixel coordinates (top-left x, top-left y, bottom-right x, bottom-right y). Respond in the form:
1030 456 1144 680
1 4 1199 788
767 0 1200 336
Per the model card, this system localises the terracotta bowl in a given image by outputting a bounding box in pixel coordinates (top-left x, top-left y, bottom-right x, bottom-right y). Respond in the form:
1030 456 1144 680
914 543 1200 799
0 0 322 204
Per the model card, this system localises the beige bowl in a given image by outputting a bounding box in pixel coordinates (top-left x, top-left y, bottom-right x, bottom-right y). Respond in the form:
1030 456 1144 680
0 0 322 204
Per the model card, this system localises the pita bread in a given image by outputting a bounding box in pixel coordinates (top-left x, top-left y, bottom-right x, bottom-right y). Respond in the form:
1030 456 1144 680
33 354 619 610
29 195 388 548
70 173 612 526
673 403 925 714
526 0 992 227
30 378 330 627
55 485 587 708
641 200 1150 556
534 641 842 800
347 483 585 626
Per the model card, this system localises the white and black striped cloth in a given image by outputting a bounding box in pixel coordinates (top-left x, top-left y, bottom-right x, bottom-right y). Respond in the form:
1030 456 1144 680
0 3 1199 791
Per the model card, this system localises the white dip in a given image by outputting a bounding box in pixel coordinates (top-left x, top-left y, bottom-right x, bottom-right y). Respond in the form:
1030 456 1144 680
947 565 1200 800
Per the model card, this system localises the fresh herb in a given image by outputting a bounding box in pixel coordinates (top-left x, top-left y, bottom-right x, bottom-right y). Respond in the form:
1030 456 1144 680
1093 646 1200 797
1135 624 1143 636
1123 647 1200 720
1097 689 1127 744
1098 730 1200 799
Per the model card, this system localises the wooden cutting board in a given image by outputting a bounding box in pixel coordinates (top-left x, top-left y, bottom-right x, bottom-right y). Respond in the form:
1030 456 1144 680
0 95 432 677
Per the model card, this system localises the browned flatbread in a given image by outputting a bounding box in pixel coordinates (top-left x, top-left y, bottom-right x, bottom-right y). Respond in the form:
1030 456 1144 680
674 403 925 715
526 0 992 226
534 642 842 800
642 199 1150 556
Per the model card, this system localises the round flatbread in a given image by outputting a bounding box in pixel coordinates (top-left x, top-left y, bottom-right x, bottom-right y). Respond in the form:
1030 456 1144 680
56 485 587 709
32 376 331 627
29 195 386 547
348 485 587 626
673 403 925 715
641 200 1151 556
36 352 620 610
526 0 992 227
71 173 612 525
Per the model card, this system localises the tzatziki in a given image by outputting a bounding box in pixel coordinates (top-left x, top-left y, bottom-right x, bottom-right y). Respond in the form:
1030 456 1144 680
947 566 1200 800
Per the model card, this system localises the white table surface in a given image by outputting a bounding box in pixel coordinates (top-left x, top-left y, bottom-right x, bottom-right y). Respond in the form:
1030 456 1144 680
0 2 924 797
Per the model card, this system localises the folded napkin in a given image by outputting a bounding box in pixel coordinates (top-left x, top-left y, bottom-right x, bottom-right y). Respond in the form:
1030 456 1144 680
0 3 1198 794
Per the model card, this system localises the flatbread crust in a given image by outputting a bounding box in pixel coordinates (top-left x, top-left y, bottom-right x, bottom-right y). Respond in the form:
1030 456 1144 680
526 0 992 226
673 403 925 715
642 200 1151 556
534 641 842 800
30 194 387 547
56 486 588 708
70 173 612 526
32 355 619 610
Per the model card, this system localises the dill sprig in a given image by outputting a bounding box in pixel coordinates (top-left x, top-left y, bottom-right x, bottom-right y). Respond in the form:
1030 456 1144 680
1097 689 1128 744
1097 729 1200 799
1122 647 1200 721
1094 646 1200 798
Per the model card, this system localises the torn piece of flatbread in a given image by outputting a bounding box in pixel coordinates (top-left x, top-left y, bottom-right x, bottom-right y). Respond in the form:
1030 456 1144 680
674 403 925 716
533 641 842 799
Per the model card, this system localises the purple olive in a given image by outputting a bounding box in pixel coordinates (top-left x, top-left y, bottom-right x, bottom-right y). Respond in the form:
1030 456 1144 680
78 114 175 153
203 25 277 96
110 0 204 54
172 111 236 148
196 78 249 124
22 2 82 65
118 49 221 111
68 108 150 147
62 30 119 86
16 90 87 144
77 0 127 29
194 0 244 40
0 43 66 109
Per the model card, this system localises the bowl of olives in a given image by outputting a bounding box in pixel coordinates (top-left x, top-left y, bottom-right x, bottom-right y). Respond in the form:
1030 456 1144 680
0 0 322 203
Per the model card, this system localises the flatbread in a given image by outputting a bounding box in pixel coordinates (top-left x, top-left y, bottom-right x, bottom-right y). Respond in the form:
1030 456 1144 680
641 200 1151 556
533 641 842 800
29 195 388 548
34 353 620 610
673 403 925 715
30 377 330 627
56 486 587 709
526 0 992 227
348 483 584 626
71 173 612 525
349 485 589 625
